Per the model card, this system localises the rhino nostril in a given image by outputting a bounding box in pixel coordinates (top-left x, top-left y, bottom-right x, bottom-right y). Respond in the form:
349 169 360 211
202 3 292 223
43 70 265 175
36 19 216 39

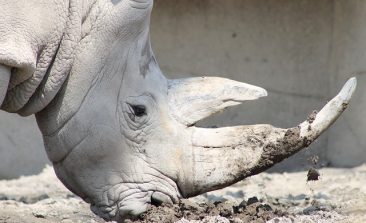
151 192 173 206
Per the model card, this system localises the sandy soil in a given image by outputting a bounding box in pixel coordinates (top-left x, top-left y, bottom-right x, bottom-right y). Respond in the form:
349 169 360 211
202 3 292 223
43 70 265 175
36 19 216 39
0 165 365 223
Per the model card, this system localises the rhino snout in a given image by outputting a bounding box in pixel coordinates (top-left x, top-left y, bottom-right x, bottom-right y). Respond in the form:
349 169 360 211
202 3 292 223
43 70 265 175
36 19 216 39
89 184 179 221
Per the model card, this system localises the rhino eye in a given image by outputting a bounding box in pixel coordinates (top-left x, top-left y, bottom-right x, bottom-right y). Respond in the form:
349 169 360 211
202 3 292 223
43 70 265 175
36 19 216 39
132 105 146 117
127 103 147 120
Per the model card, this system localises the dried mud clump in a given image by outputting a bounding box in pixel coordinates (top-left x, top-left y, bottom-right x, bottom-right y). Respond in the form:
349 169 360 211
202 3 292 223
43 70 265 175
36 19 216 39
308 155 319 166
128 197 285 223
307 155 321 182
307 168 320 181
249 127 302 176
307 110 318 124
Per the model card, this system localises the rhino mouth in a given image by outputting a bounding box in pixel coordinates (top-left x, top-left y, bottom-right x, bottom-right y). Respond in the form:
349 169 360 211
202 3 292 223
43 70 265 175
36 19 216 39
90 189 178 221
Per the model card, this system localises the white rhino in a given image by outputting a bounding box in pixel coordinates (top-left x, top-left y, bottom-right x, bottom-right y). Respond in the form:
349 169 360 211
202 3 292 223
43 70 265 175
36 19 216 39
0 0 357 221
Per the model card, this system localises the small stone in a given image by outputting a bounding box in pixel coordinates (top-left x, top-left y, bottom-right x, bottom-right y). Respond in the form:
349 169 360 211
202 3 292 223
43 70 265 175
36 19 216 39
259 204 273 212
307 168 320 181
239 199 247 208
180 199 205 213
247 197 260 205
216 202 233 217
246 205 258 216
32 211 46 218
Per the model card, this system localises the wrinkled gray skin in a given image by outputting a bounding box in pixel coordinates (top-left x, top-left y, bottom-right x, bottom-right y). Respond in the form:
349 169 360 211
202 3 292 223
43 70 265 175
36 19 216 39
0 0 357 222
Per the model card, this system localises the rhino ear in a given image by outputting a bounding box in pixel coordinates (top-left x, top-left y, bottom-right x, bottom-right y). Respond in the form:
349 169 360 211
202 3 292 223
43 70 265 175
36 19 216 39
168 77 267 126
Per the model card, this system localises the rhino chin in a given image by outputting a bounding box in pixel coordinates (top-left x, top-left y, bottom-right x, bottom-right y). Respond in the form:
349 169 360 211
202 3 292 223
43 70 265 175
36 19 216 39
90 192 150 222
91 190 177 222
91 204 119 221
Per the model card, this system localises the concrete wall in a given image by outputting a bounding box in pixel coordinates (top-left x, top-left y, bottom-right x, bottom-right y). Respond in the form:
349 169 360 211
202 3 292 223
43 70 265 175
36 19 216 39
0 112 49 179
327 1 366 167
0 0 365 178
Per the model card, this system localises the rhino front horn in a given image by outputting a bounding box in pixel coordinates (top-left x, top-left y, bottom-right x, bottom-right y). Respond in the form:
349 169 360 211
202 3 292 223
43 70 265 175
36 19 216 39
172 77 357 197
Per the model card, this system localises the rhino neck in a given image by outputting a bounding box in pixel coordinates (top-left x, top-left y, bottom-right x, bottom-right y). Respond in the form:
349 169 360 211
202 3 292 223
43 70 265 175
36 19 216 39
18 0 89 116
2 0 97 116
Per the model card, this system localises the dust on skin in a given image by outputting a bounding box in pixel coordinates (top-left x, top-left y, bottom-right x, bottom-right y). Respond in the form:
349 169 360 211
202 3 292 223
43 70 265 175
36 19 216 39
247 126 303 177
307 110 318 124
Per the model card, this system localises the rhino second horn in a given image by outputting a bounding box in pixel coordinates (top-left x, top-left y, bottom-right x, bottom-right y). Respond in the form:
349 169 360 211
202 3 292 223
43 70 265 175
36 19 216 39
168 77 267 126
178 77 357 197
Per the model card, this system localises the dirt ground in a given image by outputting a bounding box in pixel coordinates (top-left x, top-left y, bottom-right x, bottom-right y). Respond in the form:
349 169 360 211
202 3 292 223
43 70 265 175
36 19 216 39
0 165 365 223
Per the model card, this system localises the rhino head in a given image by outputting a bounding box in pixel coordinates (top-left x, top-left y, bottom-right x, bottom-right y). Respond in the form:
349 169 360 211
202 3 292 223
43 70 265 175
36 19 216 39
0 0 357 222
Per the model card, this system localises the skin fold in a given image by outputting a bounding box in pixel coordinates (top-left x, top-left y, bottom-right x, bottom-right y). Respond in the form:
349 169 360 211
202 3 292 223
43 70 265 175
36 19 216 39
0 0 357 222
